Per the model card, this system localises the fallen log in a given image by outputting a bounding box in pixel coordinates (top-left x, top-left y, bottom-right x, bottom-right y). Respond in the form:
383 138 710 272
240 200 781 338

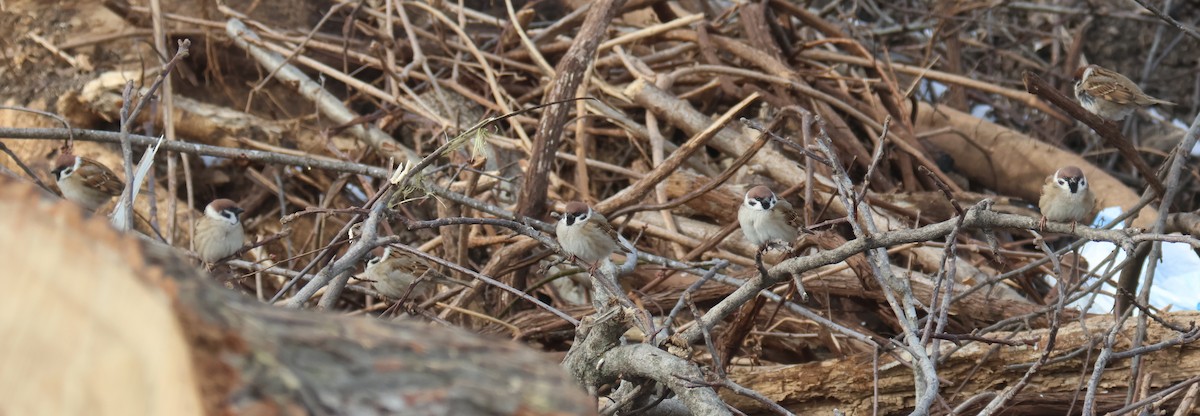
0 173 593 416
727 310 1200 415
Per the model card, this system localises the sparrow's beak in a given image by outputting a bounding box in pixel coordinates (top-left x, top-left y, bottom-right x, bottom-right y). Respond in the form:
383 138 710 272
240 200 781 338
1067 179 1080 194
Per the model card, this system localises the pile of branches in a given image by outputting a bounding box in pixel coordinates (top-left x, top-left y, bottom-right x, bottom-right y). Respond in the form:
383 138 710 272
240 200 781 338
4 0 1200 414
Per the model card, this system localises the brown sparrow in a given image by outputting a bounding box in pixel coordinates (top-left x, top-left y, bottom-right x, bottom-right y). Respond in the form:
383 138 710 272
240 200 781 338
738 185 803 247
51 153 124 211
364 246 467 300
194 199 246 263
556 201 620 271
1038 166 1095 231
1074 64 1174 121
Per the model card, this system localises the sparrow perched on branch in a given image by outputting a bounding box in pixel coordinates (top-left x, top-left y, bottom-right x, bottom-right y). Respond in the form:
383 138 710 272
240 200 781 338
1038 166 1095 232
195 199 245 263
51 153 124 211
738 185 804 248
1074 64 1174 121
556 201 620 272
365 246 467 301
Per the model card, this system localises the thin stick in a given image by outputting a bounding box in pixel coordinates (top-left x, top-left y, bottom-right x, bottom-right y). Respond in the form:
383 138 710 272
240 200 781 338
0 141 53 195
1130 0 1200 42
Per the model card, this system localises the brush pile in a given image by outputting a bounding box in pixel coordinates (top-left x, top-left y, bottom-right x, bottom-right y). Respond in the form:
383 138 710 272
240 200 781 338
3 0 1200 414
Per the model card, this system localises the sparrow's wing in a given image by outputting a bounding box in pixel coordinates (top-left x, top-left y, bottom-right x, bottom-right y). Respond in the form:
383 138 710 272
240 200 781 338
79 160 125 197
397 251 470 287
1086 68 1147 105
1082 189 1097 218
776 199 812 234
392 253 429 276
591 210 622 242
1089 68 1175 106
1038 176 1057 211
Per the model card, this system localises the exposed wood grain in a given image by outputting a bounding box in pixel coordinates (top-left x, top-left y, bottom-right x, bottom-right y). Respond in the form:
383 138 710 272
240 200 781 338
727 311 1200 415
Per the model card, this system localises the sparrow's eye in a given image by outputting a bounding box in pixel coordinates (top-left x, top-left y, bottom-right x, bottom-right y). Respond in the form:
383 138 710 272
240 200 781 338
1079 179 1087 187
1058 179 1067 186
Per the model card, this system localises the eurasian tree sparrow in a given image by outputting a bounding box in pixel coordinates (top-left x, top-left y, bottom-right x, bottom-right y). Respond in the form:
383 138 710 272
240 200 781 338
738 185 803 247
51 153 124 211
1074 64 1174 121
195 199 246 263
1038 166 1095 231
364 246 467 301
556 201 620 271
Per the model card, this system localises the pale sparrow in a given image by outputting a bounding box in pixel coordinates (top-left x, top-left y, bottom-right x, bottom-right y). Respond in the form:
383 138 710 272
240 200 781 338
51 153 124 211
556 201 620 271
364 246 467 301
738 185 803 247
1038 166 1095 231
194 199 246 263
1074 64 1174 121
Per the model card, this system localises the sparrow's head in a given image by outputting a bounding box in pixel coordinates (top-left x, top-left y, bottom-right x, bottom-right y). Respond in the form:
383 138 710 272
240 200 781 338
365 246 394 269
744 186 778 211
1053 166 1088 194
561 201 592 227
1072 65 1093 83
205 198 245 225
1073 65 1101 95
51 153 81 181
